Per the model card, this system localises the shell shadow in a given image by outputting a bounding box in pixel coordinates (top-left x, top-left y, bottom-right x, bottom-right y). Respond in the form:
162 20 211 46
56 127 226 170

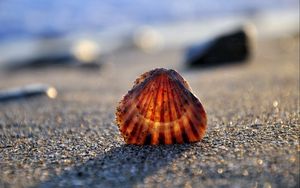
38 144 192 188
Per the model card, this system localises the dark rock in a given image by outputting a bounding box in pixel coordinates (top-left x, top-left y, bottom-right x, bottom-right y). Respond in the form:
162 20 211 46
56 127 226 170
185 25 255 68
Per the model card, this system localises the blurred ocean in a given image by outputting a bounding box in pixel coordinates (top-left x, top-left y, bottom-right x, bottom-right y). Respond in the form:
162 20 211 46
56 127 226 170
0 0 298 42
0 0 299 65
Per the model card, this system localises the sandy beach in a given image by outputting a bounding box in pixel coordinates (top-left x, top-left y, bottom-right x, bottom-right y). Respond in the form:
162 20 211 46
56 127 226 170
0 35 299 187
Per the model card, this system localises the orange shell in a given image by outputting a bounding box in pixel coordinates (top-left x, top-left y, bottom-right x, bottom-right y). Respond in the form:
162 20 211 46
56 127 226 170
116 68 207 145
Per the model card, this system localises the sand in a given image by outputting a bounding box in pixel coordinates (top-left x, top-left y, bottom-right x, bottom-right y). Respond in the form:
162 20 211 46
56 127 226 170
0 36 299 188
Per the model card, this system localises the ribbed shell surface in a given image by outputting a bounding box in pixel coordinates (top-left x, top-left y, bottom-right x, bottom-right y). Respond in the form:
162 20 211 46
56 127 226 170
116 68 207 145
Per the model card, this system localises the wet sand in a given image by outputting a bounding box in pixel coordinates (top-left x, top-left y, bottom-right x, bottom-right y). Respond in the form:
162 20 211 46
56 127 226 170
0 36 299 188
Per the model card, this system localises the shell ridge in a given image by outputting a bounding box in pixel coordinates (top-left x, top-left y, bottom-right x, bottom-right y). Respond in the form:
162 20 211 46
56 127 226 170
140 121 152 145
123 114 138 141
116 86 142 130
121 102 137 130
137 82 153 116
163 78 173 144
171 79 201 142
127 122 139 143
168 79 186 143
173 79 200 120
158 78 168 144
169 79 180 120
137 80 154 116
180 123 190 143
166 78 174 122
132 83 157 144
159 78 166 123
134 83 158 144
136 86 156 144
172 78 206 140
136 82 152 107
175 81 207 135
117 102 132 134
187 115 201 139
150 75 163 121
138 76 162 145
121 79 154 129
171 77 191 120
129 121 144 144
132 69 156 88
135 120 149 144
170 70 192 91
151 76 165 144
170 125 177 144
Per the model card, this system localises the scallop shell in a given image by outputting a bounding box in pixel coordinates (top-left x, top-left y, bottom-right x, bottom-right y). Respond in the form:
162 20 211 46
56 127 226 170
116 68 207 145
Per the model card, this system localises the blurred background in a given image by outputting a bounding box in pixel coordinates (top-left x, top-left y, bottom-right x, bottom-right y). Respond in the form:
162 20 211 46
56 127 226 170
0 0 299 68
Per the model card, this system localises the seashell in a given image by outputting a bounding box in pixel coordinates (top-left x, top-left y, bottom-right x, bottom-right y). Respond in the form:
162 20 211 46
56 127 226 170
116 68 207 145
